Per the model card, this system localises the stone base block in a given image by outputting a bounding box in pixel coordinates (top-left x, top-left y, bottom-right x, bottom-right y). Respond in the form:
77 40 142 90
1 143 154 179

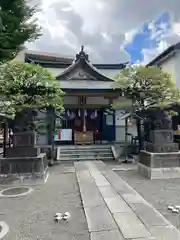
139 150 180 168
146 142 179 153
6 146 40 157
138 150 180 179
0 153 48 184
138 162 180 179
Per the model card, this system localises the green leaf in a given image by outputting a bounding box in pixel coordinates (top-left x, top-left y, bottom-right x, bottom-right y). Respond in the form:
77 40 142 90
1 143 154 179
0 0 41 62
0 61 64 118
113 65 180 113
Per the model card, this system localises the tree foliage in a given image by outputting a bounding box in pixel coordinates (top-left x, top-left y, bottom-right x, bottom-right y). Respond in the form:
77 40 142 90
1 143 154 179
0 62 64 118
113 66 180 112
0 0 41 62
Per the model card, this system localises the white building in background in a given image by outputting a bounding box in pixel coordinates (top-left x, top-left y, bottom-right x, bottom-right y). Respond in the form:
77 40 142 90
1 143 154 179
146 42 180 88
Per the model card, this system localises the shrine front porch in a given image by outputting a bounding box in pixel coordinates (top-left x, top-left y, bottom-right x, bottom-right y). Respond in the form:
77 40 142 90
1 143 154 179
55 107 116 145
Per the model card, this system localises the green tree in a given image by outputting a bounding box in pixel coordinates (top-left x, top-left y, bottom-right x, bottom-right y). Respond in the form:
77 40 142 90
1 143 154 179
113 65 180 112
113 65 180 151
0 0 41 62
0 62 64 120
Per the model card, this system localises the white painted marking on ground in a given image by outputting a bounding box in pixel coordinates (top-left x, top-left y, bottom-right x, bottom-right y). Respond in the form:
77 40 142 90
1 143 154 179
0 221 9 239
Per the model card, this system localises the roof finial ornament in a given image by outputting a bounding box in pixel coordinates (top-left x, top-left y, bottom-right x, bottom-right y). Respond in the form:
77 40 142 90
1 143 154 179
75 45 89 62
81 45 84 52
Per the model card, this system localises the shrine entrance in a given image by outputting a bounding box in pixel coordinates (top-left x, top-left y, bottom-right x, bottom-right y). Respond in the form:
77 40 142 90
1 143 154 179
64 108 102 145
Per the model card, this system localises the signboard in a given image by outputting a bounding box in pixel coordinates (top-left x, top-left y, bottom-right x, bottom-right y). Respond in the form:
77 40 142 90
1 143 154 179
115 110 125 126
106 115 113 126
55 129 72 141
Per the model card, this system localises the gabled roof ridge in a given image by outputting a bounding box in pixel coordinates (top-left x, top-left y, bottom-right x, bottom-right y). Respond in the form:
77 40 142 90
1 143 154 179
56 46 117 82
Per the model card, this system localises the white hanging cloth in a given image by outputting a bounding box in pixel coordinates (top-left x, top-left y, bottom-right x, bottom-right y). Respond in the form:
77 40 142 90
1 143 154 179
94 109 97 117
78 109 81 117
83 110 86 132
67 110 70 117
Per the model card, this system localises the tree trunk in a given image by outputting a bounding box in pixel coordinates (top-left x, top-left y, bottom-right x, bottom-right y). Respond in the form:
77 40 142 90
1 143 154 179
3 121 8 158
136 119 142 152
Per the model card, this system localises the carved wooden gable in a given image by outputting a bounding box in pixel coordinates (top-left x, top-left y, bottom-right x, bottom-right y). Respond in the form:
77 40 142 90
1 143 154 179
65 68 97 80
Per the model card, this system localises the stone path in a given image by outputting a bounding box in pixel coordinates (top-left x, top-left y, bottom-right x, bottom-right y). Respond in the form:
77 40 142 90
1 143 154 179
75 161 180 240
115 167 180 231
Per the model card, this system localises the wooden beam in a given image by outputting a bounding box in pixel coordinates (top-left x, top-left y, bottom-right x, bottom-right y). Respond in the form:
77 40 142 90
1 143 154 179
65 92 119 97
64 104 108 109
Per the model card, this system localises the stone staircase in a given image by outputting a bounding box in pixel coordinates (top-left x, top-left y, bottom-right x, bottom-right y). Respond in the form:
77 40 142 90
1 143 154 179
56 145 114 162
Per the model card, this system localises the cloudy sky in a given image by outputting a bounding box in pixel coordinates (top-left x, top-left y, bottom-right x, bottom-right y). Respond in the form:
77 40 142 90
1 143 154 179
27 0 180 65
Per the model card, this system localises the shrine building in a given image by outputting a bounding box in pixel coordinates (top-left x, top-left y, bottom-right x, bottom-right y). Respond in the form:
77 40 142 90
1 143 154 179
25 47 137 145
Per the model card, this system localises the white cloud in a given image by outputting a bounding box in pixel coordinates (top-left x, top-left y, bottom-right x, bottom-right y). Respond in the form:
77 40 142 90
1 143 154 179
141 40 169 65
124 29 138 45
140 13 180 64
173 22 180 36
27 0 180 63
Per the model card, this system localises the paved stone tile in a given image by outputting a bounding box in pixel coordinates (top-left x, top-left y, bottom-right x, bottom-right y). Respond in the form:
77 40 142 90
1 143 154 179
91 173 110 187
103 170 135 194
104 197 132 213
74 162 88 171
98 186 118 199
80 185 105 208
76 170 94 184
130 202 170 228
91 229 124 240
130 238 155 240
93 161 107 170
113 212 151 239
84 205 117 232
149 225 180 240
85 161 98 169
122 193 147 204
115 169 180 231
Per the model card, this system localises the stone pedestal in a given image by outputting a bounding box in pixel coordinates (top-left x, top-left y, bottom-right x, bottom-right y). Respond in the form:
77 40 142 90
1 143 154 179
6 131 40 157
146 130 179 153
138 150 180 179
138 129 180 179
0 153 48 184
1 131 48 184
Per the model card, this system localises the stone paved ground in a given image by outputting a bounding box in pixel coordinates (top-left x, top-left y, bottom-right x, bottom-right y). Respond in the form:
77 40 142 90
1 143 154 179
76 161 180 240
0 163 89 240
114 165 180 231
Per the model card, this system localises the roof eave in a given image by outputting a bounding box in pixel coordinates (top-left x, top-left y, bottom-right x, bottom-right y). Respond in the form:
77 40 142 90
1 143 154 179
146 42 180 66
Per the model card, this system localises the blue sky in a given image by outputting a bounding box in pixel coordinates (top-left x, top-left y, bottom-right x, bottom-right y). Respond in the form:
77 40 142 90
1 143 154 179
124 12 172 64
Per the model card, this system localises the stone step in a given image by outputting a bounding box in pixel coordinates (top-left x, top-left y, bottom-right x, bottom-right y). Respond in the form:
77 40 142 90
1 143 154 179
60 152 113 157
59 145 112 150
60 151 112 156
59 156 114 161
60 148 111 152
57 146 114 162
